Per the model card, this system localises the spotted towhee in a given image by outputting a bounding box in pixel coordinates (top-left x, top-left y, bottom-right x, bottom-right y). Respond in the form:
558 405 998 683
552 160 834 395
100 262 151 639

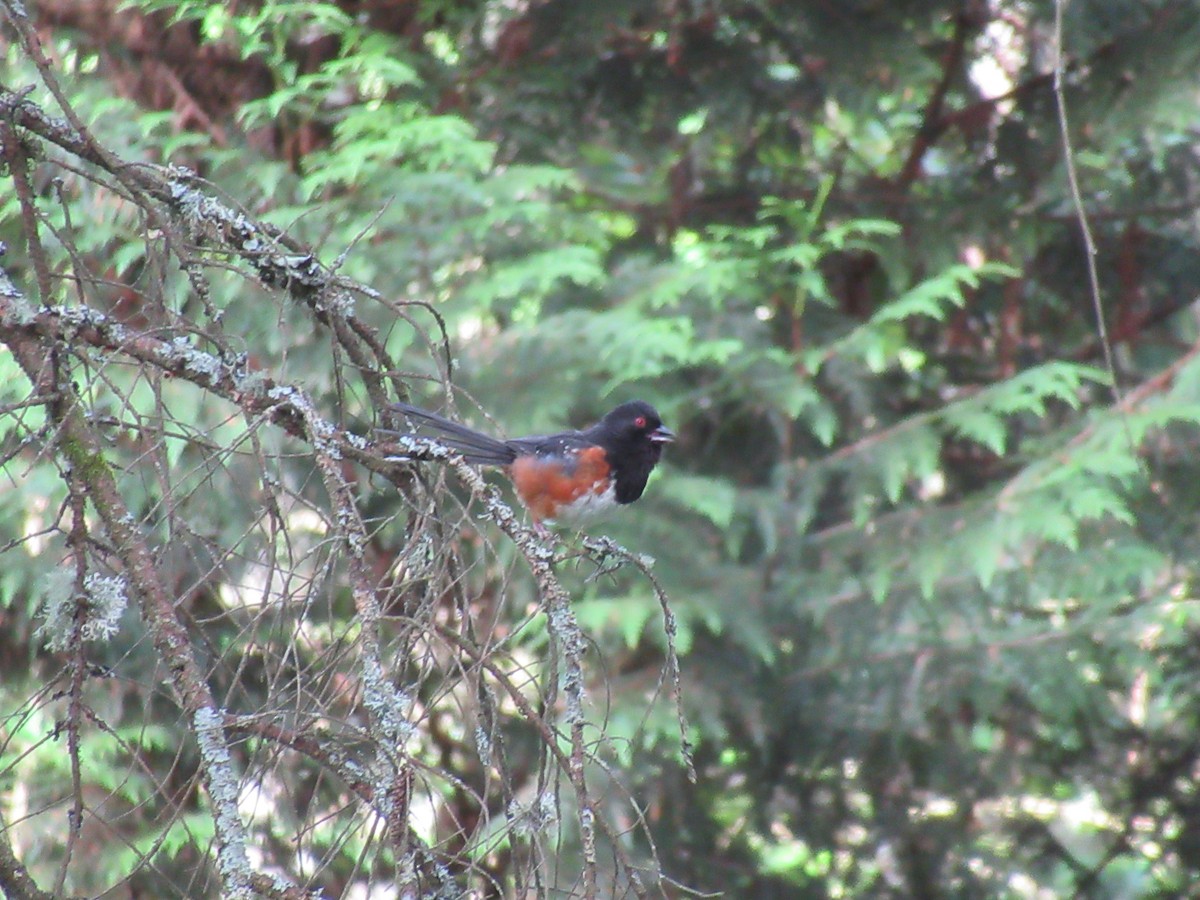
382 400 674 527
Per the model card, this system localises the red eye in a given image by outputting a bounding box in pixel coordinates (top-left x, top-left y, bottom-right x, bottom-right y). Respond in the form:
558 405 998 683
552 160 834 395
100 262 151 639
634 415 646 428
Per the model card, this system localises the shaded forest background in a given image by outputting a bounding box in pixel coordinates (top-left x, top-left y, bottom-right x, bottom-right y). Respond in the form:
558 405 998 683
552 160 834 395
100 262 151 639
4 0 1200 897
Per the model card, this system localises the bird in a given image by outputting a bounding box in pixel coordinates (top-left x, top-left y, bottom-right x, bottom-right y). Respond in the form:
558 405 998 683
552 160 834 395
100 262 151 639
380 400 674 528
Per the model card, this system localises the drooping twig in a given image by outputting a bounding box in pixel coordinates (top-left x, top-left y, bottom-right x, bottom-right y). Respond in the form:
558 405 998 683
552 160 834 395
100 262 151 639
0 257 261 897
580 536 696 783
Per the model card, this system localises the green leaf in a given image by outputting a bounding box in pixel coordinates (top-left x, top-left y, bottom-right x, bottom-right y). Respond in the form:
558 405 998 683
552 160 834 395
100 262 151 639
659 473 738 529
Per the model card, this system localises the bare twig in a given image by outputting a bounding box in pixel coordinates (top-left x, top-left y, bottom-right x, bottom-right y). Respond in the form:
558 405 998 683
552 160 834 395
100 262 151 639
0 40 677 894
579 536 696 783
1051 0 1127 418
895 5 975 192
0 257 261 896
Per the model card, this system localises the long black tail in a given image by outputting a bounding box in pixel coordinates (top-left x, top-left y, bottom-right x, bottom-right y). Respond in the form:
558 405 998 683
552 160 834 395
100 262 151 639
381 402 516 465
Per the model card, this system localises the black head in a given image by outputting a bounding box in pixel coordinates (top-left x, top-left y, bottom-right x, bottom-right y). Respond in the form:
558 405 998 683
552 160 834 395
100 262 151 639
598 401 674 446
589 401 675 504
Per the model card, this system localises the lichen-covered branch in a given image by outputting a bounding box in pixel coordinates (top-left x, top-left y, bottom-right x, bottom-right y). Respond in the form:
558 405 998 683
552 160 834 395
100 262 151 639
0 20 686 893
0 258 288 900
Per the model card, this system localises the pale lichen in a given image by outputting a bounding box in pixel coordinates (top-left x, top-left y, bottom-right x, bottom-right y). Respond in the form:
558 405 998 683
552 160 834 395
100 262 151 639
193 706 254 898
36 569 129 652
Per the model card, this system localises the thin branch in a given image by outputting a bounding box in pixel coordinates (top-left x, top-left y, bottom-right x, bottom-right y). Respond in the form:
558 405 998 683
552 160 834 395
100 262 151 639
0 115 54 304
0 256 262 899
1052 0 1128 422
445 458 599 897
0 812 55 900
895 4 975 192
578 536 696 783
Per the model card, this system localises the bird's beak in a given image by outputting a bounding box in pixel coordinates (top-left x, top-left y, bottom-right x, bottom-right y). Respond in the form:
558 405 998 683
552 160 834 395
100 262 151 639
650 425 676 443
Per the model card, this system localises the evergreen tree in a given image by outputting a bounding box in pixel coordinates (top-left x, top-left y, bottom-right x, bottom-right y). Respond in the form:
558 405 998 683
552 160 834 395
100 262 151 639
4 1 1200 896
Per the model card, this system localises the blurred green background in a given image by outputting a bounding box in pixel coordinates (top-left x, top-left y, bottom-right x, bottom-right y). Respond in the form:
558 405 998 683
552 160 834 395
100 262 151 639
5 0 1200 896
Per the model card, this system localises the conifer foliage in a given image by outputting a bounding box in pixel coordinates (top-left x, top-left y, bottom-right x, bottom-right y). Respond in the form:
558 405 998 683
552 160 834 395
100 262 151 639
4 1 1200 897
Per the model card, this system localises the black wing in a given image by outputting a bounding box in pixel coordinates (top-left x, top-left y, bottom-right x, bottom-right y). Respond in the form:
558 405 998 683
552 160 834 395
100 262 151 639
505 431 593 461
